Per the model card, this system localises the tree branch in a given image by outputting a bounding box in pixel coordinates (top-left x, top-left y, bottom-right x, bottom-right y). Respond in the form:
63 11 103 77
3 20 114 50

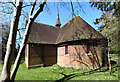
76 1 86 14
31 0 47 20
29 0 37 16
70 1 76 17
8 2 16 7
22 2 41 8
22 4 34 8
0 2 16 7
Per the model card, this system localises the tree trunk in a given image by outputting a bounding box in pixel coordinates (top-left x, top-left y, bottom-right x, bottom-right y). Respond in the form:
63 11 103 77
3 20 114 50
0 1 23 81
10 19 33 80
108 39 112 74
10 0 46 80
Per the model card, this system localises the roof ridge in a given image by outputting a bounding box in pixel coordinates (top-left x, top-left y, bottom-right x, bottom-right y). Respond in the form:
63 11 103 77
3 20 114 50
56 16 81 43
33 22 60 29
76 16 105 38
60 16 79 28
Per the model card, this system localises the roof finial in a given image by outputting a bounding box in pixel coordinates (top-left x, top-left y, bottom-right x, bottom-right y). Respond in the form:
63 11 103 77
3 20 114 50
55 11 61 28
77 11 80 16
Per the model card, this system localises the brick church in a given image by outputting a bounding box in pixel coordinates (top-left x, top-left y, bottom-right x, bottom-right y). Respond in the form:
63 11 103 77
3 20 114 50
25 13 108 69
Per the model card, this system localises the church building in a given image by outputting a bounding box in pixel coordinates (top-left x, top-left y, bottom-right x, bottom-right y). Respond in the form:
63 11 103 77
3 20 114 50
25 13 108 69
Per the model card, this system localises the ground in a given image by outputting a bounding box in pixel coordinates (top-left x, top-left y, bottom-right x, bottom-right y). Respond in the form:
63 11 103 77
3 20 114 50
15 63 118 80
0 54 119 81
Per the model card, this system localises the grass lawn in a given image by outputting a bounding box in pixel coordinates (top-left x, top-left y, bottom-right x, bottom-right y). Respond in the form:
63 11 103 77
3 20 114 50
13 63 118 80
0 54 119 81
110 53 119 62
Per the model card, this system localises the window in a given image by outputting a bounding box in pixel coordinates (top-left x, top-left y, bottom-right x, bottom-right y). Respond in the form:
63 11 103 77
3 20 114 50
65 45 68 56
87 43 90 54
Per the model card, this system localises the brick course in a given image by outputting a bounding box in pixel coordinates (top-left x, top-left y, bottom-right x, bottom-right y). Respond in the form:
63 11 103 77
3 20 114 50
57 40 108 69
25 40 108 69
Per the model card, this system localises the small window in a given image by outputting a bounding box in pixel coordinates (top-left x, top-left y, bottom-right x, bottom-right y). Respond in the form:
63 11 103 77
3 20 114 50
87 44 90 54
65 45 68 56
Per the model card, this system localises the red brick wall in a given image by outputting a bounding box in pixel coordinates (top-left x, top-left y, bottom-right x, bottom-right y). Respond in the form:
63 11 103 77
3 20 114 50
25 40 107 69
25 44 57 69
57 41 107 69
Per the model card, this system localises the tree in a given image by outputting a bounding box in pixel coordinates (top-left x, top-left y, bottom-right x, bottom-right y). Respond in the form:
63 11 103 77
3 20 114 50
0 0 23 81
10 0 47 80
0 26 2 63
89 1 120 54
89 2 120 17
95 13 119 53
1 24 10 61
90 1 120 74
0 0 47 81
94 13 119 74
1 22 19 62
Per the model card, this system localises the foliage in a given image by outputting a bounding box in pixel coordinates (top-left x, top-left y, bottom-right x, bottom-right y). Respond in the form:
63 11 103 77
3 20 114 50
0 3 21 61
1 24 10 61
94 13 119 54
89 2 120 17
1 23 19 61
110 54 118 62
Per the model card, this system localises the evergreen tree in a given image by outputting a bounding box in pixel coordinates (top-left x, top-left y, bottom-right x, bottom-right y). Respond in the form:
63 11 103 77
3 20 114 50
94 13 119 53
89 2 120 17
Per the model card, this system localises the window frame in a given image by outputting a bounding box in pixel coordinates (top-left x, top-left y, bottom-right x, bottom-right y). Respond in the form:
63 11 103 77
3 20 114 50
87 43 90 54
65 45 68 56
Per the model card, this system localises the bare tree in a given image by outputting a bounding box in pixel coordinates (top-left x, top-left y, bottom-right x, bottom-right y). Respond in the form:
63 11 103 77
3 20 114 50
0 0 23 81
10 0 46 80
0 0 47 81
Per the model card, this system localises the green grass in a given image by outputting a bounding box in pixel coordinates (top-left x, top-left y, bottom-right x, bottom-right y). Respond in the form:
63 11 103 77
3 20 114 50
14 63 118 80
0 54 119 80
110 54 119 62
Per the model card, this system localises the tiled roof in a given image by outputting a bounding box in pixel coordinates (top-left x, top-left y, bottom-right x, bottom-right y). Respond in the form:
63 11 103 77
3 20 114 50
27 22 60 44
27 16 105 44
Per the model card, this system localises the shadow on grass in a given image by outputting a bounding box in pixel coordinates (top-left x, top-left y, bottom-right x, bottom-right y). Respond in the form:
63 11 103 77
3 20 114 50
55 66 118 81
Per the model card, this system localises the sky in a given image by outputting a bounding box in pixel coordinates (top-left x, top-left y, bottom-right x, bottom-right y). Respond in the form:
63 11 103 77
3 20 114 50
35 2 103 30
14 2 103 45
0 2 104 46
